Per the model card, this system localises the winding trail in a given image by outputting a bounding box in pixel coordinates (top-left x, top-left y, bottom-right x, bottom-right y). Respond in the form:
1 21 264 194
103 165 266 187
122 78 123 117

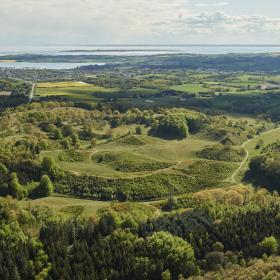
229 126 280 184
230 139 252 184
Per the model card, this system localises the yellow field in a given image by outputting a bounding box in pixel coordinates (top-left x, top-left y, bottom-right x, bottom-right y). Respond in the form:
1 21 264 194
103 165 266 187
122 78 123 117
36 81 119 100
0 60 17 62
37 81 92 88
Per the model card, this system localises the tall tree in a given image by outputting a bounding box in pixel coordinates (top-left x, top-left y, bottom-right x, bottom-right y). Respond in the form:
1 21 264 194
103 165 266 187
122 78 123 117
36 175 53 197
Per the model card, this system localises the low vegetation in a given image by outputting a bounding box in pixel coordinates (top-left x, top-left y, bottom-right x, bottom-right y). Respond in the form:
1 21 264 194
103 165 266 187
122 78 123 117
92 151 172 172
1 54 280 279
58 149 85 162
197 144 246 162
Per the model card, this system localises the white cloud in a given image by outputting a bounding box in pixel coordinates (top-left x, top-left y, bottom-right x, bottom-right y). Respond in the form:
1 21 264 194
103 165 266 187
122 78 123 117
153 11 280 37
213 2 229 6
195 2 229 8
0 0 279 44
0 0 191 43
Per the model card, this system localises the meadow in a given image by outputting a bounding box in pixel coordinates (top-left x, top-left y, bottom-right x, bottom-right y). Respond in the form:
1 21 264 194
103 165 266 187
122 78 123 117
41 133 217 178
36 81 119 102
23 194 111 217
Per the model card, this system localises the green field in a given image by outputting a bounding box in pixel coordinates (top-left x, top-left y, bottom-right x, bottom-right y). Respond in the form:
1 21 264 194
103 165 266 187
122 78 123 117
23 194 161 218
41 134 215 177
171 83 210 93
36 81 158 102
33 73 280 113
23 195 111 217
36 81 119 101
233 126 280 183
246 127 280 157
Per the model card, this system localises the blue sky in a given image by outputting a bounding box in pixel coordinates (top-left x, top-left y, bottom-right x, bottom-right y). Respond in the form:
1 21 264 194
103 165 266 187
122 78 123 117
0 0 280 45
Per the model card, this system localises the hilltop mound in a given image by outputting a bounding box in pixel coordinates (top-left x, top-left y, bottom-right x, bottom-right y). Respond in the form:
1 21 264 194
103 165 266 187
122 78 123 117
92 151 172 172
197 144 246 162
117 135 148 146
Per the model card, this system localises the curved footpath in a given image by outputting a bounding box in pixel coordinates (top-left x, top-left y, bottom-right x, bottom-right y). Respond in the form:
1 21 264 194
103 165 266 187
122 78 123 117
230 126 280 184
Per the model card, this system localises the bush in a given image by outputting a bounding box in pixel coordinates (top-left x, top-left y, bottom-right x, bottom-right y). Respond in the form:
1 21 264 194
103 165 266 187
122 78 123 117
206 251 225 270
117 135 147 146
58 150 84 162
0 163 8 174
10 172 26 200
135 126 143 135
259 236 279 256
163 196 178 211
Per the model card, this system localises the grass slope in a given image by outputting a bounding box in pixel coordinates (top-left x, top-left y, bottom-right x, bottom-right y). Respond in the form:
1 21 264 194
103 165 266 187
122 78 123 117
92 150 173 172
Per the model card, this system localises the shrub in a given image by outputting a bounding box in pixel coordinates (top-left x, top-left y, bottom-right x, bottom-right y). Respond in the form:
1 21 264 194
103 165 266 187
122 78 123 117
206 251 225 270
58 150 84 162
135 126 143 135
0 163 8 174
117 135 147 146
259 236 279 256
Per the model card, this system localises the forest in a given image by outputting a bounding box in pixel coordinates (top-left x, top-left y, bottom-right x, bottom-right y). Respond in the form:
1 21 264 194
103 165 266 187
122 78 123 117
1 52 280 279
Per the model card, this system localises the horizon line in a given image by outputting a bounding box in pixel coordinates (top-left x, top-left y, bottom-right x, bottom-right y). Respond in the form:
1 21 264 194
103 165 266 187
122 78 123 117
2 44 280 47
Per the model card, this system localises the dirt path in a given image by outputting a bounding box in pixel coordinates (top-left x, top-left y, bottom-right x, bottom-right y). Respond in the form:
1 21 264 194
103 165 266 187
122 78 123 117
29 83 36 102
229 126 280 184
230 139 252 184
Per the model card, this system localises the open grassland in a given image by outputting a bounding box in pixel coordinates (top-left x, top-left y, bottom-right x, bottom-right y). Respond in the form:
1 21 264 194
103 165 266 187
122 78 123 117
171 73 280 95
42 134 215 177
36 81 158 102
233 126 280 183
36 81 119 101
171 83 210 93
134 136 214 162
92 150 173 172
246 126 280 158
29 105 259 201
42 133 236 200
23 195 111 217
23 195 161 220
37 81 93 88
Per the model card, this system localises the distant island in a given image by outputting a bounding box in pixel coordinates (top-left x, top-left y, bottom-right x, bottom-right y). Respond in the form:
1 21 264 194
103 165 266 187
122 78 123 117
62 49 176 53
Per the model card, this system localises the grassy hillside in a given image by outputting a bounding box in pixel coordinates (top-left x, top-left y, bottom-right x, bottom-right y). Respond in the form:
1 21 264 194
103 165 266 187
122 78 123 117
92 150 173 172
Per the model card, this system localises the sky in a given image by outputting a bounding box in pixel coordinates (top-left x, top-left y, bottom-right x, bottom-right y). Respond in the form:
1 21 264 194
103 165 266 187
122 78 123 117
1 0 280 45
